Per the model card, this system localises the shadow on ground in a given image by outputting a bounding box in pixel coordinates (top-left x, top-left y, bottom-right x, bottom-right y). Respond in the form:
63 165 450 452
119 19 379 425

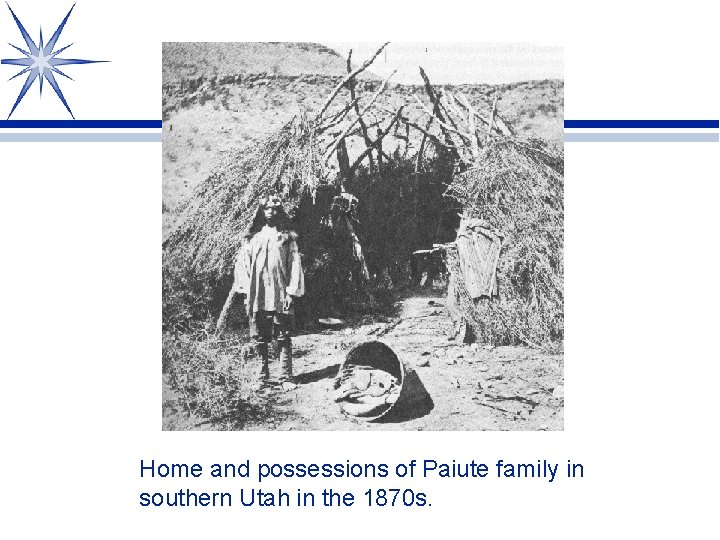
295 364 340 384
376 369 434 423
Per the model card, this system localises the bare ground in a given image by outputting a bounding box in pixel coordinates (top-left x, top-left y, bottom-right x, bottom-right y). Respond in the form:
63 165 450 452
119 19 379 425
163 291 563 431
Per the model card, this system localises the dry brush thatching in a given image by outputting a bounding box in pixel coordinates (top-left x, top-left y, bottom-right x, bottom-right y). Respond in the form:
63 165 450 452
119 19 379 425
445 138 563 349
164 113 327 281
404 70 564 349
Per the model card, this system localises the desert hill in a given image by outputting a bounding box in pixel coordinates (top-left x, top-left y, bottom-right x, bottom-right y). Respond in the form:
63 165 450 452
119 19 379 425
163 42 379 84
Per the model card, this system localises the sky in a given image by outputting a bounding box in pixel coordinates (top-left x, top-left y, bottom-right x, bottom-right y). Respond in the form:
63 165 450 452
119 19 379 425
322 42 563 85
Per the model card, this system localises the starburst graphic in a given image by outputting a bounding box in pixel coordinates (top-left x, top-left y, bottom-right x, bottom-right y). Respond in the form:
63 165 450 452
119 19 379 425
1 3 107 119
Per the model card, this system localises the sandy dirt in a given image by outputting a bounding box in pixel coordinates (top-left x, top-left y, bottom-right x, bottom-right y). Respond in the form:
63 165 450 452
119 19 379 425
163 291 563 431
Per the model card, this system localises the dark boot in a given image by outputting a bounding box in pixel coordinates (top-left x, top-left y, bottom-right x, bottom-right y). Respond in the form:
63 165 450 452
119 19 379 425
255 342 270 381
279 340 293 381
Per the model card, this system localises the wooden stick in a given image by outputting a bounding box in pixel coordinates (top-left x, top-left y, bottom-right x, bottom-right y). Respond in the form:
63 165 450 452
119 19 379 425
435 92 462 134
326 99 355 123
321 118 385 153
404 121 410 157
455 91 486 126
323 70 397 164
454 92 490 151
455 89 513 137
390 110 456 152
376 126 384 171
419 67 444 118
442 90 483 153
346 49 376 170
418 67 457 149
413 112 436 171
318 97 359 133
486 91 498 142
494 112 514 137
315 42 389 122
349 107 403 173
415 130 427 171
452 90 488 126
443 92 476 149
412 94 473 146
441 90 468 127
468 93 479 158
215 289 237 334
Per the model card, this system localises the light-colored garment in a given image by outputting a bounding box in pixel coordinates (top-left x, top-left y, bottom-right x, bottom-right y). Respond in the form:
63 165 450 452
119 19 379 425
455 218 502 299
232 225 305 315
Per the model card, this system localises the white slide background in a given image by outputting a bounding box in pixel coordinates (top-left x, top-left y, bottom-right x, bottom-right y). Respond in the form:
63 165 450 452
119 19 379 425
1 1 718 538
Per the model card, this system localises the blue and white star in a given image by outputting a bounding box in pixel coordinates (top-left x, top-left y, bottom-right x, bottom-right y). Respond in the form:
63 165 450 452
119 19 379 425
1 3 107 119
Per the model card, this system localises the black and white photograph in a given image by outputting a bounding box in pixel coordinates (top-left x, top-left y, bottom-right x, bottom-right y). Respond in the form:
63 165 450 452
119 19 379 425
162 42 564 431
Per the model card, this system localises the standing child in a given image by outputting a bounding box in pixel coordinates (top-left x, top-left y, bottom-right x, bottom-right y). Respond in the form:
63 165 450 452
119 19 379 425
232 194 305 384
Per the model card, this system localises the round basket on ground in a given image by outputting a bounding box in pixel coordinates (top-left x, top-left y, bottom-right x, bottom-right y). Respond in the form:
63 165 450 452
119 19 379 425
334 341 404 421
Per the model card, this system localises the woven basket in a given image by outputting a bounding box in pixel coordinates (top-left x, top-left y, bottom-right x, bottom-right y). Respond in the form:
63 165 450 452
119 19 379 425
335 341 432 422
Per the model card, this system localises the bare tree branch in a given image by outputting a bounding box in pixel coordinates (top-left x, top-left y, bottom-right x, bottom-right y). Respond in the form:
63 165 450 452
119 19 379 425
318 96 361 133
349 107 403 173
494 112 514 137
455 90 513 137
469 93 480 159
418 67 456 148
346 50 377 170
215 290 236 334
441 89 468 126
389 108 468 165
434 91 462 134
315 42 390 122
394 115 454 151
323 70 397 164
412 94 473 146
486 91 498 142
450 90 489 127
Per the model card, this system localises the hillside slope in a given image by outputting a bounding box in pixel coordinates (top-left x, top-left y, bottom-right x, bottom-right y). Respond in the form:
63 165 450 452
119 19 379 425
163 42 378 84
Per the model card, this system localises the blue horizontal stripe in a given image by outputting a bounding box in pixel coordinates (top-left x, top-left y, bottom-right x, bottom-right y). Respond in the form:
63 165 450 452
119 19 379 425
0 120 162 128
565 120 718 129
565 133 718 142
0 133 162 142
